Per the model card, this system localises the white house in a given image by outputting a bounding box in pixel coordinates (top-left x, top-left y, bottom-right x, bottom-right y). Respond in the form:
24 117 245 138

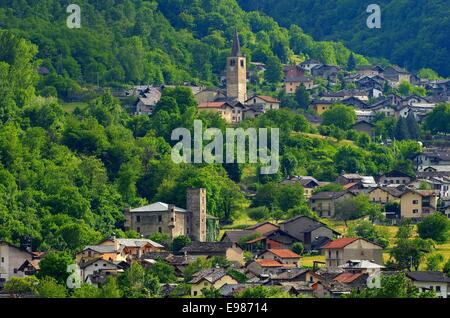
406 271 450 298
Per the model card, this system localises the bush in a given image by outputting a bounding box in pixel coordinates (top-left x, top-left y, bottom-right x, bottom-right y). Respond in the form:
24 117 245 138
291 242 304 255
172 235 192 253
417 213 450 244
247 207 270 221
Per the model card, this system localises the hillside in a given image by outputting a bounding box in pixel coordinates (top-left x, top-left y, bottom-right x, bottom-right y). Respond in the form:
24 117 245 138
0 0 368 100
238 0 450 77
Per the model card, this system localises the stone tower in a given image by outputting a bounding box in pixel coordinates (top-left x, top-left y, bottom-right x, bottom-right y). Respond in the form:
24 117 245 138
187 188 207 242
226 30 247 103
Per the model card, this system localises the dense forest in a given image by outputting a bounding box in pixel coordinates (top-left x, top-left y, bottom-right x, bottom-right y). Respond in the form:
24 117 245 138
238 0 450 77
0 0 369 99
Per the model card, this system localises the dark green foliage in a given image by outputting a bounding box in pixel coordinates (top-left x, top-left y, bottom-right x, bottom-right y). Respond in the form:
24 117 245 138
417 213 450 244
294 84 310 110
239 0 449 77
172 235 192 253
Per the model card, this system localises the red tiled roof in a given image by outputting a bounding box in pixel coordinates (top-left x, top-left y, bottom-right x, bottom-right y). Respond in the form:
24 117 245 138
321 238 359 249
267 249 300 259
333 272 364 283
256 259 284 267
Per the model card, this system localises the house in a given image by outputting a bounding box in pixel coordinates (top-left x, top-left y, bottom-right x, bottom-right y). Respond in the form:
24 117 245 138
355 76 384 92
281 176 323 199
280 216 339 251
342 96 370 109
99 237 164 259
125 188 210 242
242 229 299 252
368 186 404 205
270 268 320 284
134 87 162 115
319 90 369 102
383 65 411 86
311 65 341 79
180 242 245 265
245 222 280 235
197 100 246 123
321 238 384 269
79 258 125 286
406 271 450 298
336 173 376 186
284 76 314 94
16 259 41 277
76 244 127 265
245 95 280 111
284 65 305 78
221 230 256 246
258 249 301 267
379 170 414 185
194 89 226 105
189 268 238 297
312 280 352 298
300 59 322 71
310 191 356 218
352 120 375 137
0 241 34 286
311 100 334 115
415 150 450 172
355 65 384 77
409 176 450 198
339 260 385 276
399 189 439 219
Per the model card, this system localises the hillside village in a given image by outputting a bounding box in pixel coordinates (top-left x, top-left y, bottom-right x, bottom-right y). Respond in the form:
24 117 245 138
2 30 450 299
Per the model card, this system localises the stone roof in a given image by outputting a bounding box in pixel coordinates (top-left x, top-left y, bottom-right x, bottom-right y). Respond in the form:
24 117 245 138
129 202 187 213
189 268 229 284
180 241 233 254
406 271 450 283
310 190 354 200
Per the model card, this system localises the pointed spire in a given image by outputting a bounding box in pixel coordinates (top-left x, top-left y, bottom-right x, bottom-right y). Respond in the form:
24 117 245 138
231 29 242 57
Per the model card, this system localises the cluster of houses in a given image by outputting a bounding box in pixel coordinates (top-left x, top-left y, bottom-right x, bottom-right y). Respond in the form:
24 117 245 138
2 221 450 298
118 30 449 136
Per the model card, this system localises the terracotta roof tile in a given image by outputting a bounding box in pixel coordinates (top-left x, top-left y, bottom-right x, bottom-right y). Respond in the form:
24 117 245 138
321 238 359 249
267 249 301 259
255 259 283 267
333 272 364 283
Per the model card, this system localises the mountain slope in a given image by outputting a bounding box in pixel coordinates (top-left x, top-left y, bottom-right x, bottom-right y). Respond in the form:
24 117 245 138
238 0 450 76
0 0 368 97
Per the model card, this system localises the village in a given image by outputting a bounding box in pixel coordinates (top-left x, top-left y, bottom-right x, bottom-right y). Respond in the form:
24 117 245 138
2 29 450 300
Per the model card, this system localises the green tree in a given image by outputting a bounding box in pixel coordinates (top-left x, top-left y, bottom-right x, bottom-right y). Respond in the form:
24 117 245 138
147 261 177 284
38 252 73 284
390 238 434 270
426 253 444 271
294 84 310 110
172 235 192 253
425 103 450 134
322 104 356 130
347 53 356 71
417 213 450 244
264 55 283 84
3 276 38 298
291 242 304 255
406 113 420 140
395 117 410 141
35 277 67 298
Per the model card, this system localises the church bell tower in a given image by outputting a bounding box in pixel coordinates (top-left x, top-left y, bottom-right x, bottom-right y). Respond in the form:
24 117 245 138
226 30 247 103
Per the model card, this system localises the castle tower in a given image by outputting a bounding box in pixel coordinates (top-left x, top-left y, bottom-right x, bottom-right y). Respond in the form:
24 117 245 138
187 188 207 242
226 30 247 103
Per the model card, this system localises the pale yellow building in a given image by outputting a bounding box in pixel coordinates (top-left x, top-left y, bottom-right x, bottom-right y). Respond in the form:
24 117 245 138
400 190 438 219
190 268 238 297
197 101 245 124
368 187 403 204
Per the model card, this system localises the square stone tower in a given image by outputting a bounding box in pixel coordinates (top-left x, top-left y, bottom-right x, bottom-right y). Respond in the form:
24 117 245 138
226 30 247 103
187 188 207 242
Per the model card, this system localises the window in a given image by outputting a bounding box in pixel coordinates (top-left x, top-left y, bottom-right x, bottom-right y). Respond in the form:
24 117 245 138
137 227 141 233
413 209 419 214
158 215 162 222
328 251 331 258
1 257 4 263
194 291 198 296
436 286 441 292
136 216 141 223
413 200 419 205
230 59 235 67
240 60 244 67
